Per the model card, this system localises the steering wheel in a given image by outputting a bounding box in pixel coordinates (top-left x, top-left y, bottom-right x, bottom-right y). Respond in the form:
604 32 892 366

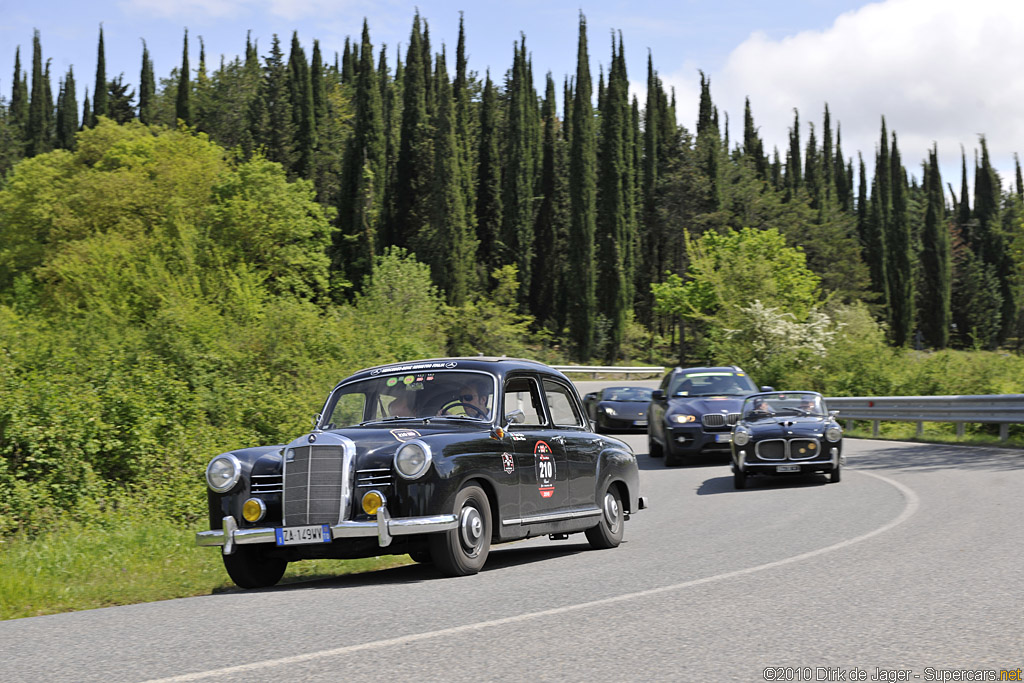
439 400 488 419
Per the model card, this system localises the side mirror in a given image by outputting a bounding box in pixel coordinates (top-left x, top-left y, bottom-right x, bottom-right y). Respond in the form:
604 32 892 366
829 410 840 419
584 392 596 402
652 390 665 400
760 386 774 392
505 408 526 425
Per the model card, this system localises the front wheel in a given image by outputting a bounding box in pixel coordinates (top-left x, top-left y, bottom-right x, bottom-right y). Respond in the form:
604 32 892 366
429 484 492 576
585 485 625 549
222 545 288 589
829 463 842 483
733 466 747 490
648 434 664 458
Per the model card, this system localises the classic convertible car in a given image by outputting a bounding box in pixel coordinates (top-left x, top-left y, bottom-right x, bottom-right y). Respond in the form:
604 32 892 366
197 357 647 588
730 391 844 489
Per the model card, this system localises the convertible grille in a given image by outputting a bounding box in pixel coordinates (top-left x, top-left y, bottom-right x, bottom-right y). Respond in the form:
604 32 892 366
251 473 283 495
356 468 392 488
702 413 740 428
788 439 822 460
283 444 350 525
755 439 786 461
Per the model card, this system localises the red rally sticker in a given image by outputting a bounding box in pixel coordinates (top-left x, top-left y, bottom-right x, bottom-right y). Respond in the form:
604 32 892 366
535 440 556 497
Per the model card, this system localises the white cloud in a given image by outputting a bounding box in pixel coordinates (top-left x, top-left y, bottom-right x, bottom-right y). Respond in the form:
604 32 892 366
663 0 1024 188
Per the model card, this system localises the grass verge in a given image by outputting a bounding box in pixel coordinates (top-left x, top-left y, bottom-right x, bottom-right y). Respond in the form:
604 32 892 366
0 517 413 621
843 420 1024 449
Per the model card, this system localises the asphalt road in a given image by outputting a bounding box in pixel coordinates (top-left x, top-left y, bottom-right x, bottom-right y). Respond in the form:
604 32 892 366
2 403 1022 681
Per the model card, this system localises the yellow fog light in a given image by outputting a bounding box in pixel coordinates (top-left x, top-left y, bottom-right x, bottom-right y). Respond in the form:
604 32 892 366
242 498 266 522
362 490 386 516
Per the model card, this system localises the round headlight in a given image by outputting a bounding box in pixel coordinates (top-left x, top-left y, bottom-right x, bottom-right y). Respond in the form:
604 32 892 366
825 425 843 442
394 440 432 479
671 414 696 424
206 454 241 493
732 429 750 446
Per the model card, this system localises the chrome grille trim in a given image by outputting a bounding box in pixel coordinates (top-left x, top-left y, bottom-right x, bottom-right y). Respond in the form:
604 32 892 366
788 438 822 460
356 468 392 488
282 434 357 527
755 439 787 461
702 412 740 428
250 474 283 494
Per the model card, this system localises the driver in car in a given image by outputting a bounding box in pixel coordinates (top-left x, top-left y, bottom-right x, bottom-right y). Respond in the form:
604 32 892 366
439 379 492 419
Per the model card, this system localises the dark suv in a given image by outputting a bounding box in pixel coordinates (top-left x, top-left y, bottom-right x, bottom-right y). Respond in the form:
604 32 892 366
647 366 771 466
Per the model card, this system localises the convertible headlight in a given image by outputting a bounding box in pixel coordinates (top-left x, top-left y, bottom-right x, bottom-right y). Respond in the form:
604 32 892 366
671 414 697 424
732 429 750 446
394 440 432 479
206 454 241 493
825 425 843 442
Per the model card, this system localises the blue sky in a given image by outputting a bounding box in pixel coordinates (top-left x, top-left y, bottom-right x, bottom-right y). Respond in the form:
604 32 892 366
3 0 1023 190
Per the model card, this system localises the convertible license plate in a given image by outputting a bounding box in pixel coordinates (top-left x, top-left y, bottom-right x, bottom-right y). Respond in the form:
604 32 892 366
715 433 732 443
776 464 800 473
275 524 332 546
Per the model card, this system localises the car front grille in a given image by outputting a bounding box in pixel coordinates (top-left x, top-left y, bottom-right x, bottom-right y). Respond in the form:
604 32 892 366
283 444 352 526
755 439 786 460
251 473 283 495
788 439 822 460
702 412 740 428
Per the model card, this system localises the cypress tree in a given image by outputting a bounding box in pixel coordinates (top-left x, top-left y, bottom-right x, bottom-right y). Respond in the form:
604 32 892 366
251 34 296 171
1015 153 1023 201
310 40 328 143
866 119 890 310
55 66 78 149
336 20 387 291
502 36 540 305
176 29 192 125
475 71 503 278
92 26 107 125
26 30 51 156
453 13 477 251
821 104 834 204
10 47 29 135
288 32 316 177
920 146 950 348
886 133 913 346
139 40 155 124
974 137 1016 343
835 125 851 213
81 89 90 132
42 58 54 145
957 148 971 240
429 50 475 306
695 71 720 210
568 13 597 360
804 122 819 207
785 109 801 198
393 13 433 249
340 37 355 83
596 34 629 362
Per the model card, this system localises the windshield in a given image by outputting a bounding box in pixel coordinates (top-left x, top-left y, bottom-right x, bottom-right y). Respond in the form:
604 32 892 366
742 392 824 419
668 371 758 397
603 387 654 402
320 370 496 428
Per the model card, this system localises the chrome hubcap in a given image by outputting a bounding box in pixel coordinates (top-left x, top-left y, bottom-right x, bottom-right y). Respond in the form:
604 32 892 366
603 492 621 533
459 506 484 555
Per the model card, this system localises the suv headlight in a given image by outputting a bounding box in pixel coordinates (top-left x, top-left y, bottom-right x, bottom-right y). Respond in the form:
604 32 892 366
395 440 432 479
206 454 242 493
732 428 750 446
671 413 696 424
825 425 843 442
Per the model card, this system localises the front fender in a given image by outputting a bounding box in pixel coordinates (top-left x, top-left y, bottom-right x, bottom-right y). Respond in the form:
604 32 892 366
595 442 641 513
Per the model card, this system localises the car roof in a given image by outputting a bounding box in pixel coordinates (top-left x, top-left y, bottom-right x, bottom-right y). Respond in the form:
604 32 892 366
343 357 567 384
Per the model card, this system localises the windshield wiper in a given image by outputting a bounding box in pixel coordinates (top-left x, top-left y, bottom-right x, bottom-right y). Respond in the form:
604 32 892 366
358 416 424 426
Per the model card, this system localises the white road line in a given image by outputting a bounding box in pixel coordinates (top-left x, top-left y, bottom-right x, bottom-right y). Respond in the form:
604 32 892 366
149 470 919 682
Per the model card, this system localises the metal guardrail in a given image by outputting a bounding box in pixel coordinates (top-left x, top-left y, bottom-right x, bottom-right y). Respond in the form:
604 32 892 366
825 394 1024 441
553 365 665 378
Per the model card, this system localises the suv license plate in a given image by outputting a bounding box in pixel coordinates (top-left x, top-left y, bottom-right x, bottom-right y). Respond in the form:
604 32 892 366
776 464 800 473
275 524 332 546
715 433 731 443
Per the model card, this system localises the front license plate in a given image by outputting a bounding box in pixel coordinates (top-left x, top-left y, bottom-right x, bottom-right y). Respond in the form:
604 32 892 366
633 420 647 426
776 464 800 473
715 433 731 443
275 524 332 546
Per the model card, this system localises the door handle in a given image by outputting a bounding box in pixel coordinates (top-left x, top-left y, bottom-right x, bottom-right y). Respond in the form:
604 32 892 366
551 435 565 445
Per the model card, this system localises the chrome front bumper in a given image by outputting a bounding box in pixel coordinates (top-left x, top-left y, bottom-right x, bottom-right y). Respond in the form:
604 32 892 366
196 508 458 555
736 446 844 471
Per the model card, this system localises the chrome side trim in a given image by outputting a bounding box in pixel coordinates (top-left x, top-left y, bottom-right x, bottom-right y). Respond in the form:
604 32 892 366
195 513 458 548
502 507 603 526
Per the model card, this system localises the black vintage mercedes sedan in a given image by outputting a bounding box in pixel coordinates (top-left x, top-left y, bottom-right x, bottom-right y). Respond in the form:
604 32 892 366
197 357 647 588
730 391 844 489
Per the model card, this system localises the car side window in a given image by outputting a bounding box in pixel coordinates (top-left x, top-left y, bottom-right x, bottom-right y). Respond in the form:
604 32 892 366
543 380 586 428
503 376 545 426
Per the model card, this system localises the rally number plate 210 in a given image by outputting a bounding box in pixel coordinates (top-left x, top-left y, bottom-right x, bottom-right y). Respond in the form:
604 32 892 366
275 524 332 546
